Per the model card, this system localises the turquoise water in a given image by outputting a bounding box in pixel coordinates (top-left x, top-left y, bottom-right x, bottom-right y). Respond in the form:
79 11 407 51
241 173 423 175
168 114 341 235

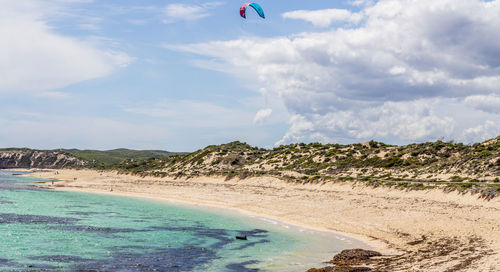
0 171 362 271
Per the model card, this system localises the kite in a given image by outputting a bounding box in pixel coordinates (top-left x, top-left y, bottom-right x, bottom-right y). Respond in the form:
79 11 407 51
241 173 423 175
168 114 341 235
240 3 265 19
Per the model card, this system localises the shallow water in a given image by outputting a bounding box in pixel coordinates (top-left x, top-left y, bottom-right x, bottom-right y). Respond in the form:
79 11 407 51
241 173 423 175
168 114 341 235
0 171 363 271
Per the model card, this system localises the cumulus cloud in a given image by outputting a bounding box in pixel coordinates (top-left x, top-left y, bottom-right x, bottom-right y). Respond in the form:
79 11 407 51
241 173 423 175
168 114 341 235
253 108 273 124
167 0 500 144
460 121 500 144
282 9 363 27
277 99 455 145
464 94 500 114
0 0 131 94
163 2 222 24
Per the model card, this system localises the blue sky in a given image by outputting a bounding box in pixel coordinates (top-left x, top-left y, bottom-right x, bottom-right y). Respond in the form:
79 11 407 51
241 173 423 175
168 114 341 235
1 0 500 151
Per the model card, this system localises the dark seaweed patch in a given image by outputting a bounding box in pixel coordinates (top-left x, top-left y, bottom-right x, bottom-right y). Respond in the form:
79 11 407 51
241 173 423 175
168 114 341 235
148 226 235 249
0 184 46 191
66 211 112 216
29 255 93 263
59 205 90 209
0 258 16 267
0 213 80 225
105 245 164 251
0 176 48 192
19 263 58 270
148 226 270 250
226 260 261 272
0 258 57 270
233 239 271 250
69 246 218 272
48 225 142 234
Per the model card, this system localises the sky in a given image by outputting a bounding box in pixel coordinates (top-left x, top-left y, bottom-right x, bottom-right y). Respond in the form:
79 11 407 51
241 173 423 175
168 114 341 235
1 0 500 151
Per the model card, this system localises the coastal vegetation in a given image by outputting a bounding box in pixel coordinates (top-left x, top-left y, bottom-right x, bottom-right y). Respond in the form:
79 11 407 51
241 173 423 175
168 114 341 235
1 136 499 198
61 148 182 167
113 136 500 199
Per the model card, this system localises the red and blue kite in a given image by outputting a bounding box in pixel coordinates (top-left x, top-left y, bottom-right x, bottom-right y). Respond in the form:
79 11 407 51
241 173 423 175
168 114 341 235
240 3 265 19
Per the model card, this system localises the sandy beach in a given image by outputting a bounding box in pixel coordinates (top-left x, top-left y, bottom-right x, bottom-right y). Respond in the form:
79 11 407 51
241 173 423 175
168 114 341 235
24 169 500 271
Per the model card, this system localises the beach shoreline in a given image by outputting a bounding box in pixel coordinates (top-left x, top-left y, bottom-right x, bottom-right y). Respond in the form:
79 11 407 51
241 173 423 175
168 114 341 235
13 168 500 271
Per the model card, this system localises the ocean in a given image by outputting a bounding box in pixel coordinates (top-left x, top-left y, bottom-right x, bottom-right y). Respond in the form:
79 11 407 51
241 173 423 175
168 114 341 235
0 171 362 271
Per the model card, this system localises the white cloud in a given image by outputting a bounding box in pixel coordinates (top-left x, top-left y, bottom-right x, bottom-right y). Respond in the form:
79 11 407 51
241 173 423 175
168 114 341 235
464 94 500 114
277 99 456 145
253 108 272 124
105 51 134 68
163 2 222 24
460 121 500 144
0 0 131 94
168 0 500 144
282 9 363 27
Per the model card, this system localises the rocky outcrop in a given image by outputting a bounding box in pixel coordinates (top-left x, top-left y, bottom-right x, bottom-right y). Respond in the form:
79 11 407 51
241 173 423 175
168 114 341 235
307 249 382 272
307 266 372 272
0 150 87 169
328 249 382 266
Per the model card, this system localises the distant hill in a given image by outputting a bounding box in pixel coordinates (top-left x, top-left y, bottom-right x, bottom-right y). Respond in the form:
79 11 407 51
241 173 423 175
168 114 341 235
60 149 182 167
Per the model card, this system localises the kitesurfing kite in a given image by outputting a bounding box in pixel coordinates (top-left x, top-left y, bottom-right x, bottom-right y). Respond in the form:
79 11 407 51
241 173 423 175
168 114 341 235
240 3 265 19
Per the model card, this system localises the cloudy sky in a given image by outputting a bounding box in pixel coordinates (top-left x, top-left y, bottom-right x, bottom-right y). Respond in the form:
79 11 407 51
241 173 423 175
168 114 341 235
1 0 499 151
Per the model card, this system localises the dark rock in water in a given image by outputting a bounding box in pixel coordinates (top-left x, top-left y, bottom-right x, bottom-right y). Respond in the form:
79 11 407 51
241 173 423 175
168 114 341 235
307 266 372 272
236 235 247 240
329 249 381 266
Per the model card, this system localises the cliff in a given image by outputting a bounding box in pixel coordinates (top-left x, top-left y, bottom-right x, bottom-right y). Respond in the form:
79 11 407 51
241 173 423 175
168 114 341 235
0 150 87 169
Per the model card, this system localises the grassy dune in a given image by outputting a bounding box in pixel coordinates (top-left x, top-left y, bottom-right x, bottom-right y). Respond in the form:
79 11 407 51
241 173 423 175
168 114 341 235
111 137 500 198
